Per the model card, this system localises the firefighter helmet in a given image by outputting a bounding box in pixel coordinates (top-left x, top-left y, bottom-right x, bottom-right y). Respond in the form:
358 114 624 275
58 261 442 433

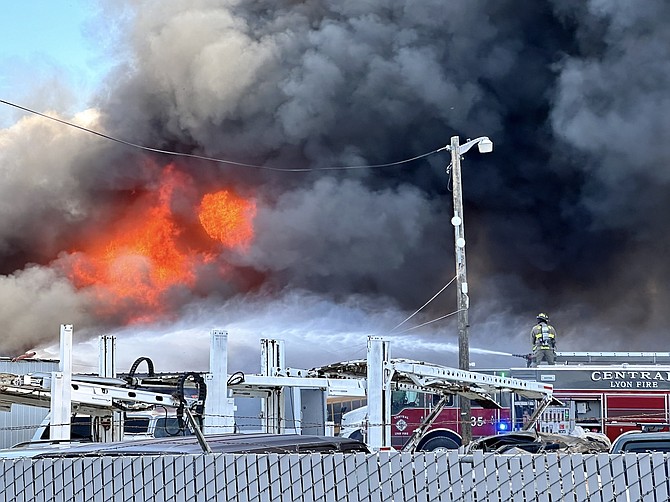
537 312 549 323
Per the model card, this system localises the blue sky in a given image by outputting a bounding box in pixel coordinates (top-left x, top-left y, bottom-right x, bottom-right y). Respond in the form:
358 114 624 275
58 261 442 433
0 1 110 126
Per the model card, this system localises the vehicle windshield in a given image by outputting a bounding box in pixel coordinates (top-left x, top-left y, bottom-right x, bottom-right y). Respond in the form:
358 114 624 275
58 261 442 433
124 418 151 434
153 417 192 437
390 390 453 415
619 439 670 453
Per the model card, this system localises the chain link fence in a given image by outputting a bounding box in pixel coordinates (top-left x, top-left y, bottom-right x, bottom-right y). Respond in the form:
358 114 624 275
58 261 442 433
1 450 668 501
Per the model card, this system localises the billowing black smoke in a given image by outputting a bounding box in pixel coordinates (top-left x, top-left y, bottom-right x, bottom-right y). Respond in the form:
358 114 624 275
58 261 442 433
1 0 669 368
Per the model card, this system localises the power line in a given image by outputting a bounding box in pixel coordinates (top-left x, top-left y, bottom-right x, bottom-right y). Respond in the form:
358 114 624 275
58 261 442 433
0 98 447 172
388 276 457 333
391 309 463 335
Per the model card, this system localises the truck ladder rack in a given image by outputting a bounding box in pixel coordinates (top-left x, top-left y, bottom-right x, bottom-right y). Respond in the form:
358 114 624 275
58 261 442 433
0 373 192 414
313 358 556 404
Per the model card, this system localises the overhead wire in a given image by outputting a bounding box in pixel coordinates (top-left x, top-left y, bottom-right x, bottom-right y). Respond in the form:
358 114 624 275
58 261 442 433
446 161 454 191
391 309 464 335
0 98 447 172
388 276 457 334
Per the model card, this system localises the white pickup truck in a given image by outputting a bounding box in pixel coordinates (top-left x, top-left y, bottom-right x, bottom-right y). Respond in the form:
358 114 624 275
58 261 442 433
31 410 194 442
609 430 670 453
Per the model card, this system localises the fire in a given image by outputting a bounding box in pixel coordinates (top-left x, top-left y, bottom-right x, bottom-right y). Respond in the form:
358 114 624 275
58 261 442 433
198 191 256 248
63 165 256 323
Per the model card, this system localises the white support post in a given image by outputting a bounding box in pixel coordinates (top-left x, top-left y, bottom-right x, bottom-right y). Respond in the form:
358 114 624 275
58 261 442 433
367 336 392 450
261 339 286 434
290 389 302 434
98 335 121 442
50 324 73 440
204 329 235 434
98 335 116 378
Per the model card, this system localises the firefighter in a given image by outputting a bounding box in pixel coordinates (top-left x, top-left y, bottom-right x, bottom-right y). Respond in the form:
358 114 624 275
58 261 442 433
530 313 556 367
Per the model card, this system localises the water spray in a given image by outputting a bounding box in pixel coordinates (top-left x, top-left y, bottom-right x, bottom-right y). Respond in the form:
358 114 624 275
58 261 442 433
471 347 517 357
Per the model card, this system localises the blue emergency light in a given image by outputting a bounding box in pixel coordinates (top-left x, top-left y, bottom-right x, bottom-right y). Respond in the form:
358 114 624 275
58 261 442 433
497 421 510 432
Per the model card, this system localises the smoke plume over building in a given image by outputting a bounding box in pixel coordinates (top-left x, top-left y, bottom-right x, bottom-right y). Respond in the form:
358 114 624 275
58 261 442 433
1 0 669 370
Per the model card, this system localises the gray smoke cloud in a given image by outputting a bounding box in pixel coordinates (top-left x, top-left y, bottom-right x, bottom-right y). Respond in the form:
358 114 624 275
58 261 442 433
1 0 669 369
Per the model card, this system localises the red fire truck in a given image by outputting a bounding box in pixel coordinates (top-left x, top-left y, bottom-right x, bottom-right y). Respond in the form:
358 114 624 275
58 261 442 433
393 390 515 449
499 351 670 442
337 387 539 450
336 352 670 448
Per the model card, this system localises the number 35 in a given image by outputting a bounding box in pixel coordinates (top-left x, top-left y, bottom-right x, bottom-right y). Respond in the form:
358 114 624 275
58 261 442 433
471 416 484 427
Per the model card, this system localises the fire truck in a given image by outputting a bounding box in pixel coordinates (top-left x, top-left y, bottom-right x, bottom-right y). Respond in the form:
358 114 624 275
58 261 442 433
325 338 557 451
336 390 514 450
499 351 670 442
336 351 670 448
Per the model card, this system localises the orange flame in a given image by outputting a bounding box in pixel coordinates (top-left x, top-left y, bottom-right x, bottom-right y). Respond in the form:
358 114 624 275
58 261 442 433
63 166 256 323
198 191 257 249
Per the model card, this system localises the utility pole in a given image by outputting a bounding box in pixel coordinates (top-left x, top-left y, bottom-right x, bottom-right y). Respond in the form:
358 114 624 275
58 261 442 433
449 135 472 445
447 135 493 446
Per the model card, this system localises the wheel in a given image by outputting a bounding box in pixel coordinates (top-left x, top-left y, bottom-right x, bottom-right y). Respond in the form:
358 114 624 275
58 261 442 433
419 436 459 452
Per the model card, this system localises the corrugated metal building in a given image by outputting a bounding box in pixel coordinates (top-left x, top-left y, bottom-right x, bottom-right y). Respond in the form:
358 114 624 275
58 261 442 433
0 357 59 448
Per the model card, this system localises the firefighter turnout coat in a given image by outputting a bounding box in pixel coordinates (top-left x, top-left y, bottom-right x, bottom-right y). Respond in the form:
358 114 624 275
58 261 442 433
531 322 557 350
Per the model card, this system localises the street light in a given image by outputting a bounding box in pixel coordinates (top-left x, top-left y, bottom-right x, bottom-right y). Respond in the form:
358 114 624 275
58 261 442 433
447 135 493 445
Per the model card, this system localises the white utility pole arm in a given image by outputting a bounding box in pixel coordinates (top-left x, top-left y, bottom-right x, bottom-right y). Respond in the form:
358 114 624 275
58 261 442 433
447 136 493 156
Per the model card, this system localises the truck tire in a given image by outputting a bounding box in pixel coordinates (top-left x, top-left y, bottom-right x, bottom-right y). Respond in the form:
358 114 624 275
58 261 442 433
419 436 459 452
